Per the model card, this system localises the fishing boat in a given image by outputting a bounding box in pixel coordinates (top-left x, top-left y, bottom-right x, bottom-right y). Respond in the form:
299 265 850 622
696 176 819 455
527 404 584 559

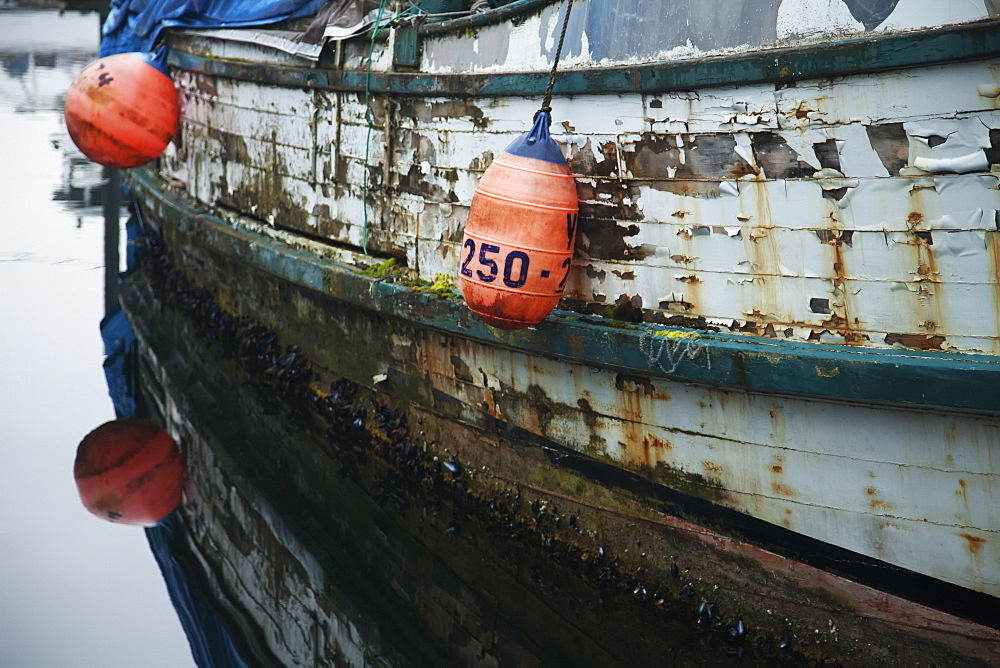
98 0 1000 661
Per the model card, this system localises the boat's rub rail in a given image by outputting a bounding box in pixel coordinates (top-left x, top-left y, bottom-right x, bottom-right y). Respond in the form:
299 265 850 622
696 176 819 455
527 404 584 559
127 168 1000 414
167 19 1000 97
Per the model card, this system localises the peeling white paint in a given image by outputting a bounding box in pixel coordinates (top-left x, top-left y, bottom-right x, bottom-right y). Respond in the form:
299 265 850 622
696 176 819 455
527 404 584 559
914 152 989 174
933 229 987 258
814 168 860 192
777 0 863 39
165 14 1000 363
831 123 889 177
733 132 754 168
424 0 989 74
978 83 1000 99
879 0 988 31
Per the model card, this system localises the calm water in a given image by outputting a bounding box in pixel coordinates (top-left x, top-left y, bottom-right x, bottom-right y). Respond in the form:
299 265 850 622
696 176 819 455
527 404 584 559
0 7 194 666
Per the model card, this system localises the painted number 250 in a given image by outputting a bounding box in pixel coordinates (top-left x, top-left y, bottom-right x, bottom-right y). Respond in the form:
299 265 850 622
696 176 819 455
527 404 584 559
461 238 571 293
461 240 529 288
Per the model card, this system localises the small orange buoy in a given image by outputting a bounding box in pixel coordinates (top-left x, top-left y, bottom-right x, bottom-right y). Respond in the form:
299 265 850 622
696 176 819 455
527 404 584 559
64 48 179 169
459 111 579 329
74 418 184 526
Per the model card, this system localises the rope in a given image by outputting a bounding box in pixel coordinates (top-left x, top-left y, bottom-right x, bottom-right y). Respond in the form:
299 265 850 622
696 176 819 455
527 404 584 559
535 0 574 124
362 0 392 256
361 0 571 254
361 1 438 256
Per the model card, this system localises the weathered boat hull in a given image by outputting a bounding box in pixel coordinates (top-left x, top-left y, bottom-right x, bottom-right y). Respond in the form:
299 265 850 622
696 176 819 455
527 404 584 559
129 165 1000 607
120 254 1000 664
121 0 1000 641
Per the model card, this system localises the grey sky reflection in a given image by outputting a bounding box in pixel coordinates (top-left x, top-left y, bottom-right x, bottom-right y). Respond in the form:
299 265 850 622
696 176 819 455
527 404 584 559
0 8 194 667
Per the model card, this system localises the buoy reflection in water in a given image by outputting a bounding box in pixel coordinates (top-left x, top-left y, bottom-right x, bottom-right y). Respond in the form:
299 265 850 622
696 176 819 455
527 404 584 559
74 418 183 526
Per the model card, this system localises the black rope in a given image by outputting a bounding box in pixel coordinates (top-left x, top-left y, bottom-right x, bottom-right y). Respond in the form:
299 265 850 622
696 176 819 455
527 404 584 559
535 0 574 124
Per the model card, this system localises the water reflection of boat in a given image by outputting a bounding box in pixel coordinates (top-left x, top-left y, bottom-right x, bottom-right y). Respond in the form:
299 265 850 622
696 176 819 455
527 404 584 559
51 135 107 211
0 7 98 112
0 8 106 212
127 273 783 665
114 0 1000 662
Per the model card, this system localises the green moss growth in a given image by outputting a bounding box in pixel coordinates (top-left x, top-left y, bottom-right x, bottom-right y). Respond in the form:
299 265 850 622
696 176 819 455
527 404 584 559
605 320 640 330
413 274 457 296
360 257 398 278
400 273 458 298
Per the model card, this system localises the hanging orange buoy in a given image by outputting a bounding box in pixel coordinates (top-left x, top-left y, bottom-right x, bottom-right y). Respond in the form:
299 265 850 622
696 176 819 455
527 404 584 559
74 418 184 526
459 111 579 329
64 48 179 169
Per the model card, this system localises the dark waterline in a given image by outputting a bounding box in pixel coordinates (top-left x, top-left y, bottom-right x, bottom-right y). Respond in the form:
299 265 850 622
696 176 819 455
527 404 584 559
0 8 194 667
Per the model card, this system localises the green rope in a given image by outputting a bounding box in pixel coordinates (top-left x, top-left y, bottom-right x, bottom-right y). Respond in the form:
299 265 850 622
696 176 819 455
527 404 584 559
360 1 500 255
362 0 391 256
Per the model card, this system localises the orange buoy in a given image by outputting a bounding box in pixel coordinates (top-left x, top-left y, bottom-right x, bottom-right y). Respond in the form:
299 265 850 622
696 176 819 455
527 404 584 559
459 111 579 329
74 418 184 526
64 48 179 169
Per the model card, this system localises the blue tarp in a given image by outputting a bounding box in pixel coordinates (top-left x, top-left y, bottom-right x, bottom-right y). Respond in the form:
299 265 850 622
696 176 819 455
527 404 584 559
146 512 251 668
99 212 144 418
99 305 137 418
100 0 330 56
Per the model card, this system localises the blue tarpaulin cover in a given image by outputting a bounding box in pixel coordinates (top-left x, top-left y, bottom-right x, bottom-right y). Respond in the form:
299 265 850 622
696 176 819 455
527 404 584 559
100 0 329 56
146 512 251 668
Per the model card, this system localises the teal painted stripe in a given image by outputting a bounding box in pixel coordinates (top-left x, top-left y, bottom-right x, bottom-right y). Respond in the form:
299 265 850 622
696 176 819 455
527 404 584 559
169 20 1000 96
126 168 1000 413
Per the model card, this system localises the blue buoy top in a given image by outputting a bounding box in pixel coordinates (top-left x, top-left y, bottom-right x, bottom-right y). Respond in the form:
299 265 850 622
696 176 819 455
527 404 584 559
503 111 568 165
